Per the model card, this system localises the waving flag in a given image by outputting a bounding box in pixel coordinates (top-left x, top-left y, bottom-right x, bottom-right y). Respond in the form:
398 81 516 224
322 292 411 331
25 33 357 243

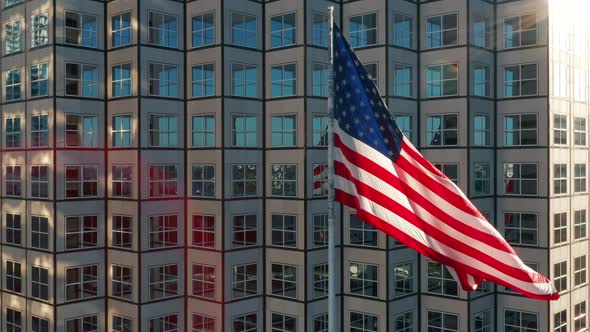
330 24 558 300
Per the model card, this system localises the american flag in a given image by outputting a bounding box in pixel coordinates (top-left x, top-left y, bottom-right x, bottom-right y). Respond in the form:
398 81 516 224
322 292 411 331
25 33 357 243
331 24 558 300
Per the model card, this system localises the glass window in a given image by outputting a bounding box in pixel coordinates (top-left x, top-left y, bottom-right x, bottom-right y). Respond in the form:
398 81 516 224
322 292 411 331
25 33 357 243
192 114 215 147
65 264 98 301
113 315 132 332
271 214 296 248
349 13 377 48
427 114 458 146
394 64 413 97
554 261 567 293
232 263 257 298
32 13 48 48
575 116 586 146
350 312 378 332
231 12 256 48
554 310 567 332
148 63 178 97
65 11 97 47
5 166 21 197
192 63 215 97
575 302 587 332
192 264 215 299
148 164 178 197
232 214 257 247
33 316 50 332
474 310 490 332
473 114 489 146
31 114 49 147
232 63 257 97
394 114 413 141
149 314 178 332
313 164 328 197
231 164 257 197
232 114 256 147
576 164 587 193
313 214 328 248
271 164 296 197
5 213 21 245
271 114 296 146
65 165 98 198
65 215 98 250
148 264 179 300
6 308 22 332
5 261 21 293
148 12 177 48
365 63 378 86
575 255 586 287
393 262 414 297
271 63 296 98
192 215 215 249
312 13 329 47
5 117 21 148
112 215 132 249
503 163 538 196
65 114 97 147
5 20 21 53
271 13 296 48
426 63 458 97
473 17 490 48
473 63 490 97
312 63 329 97
112 114 132 147
112 264 132 299
393 311 414 332
233 313 257 332
504 14 537 48
272 313 296 332
427 261 458 296
504 212 538 245
65 62 98 97
504 113 537 145
5 69 21 101
393 13 413 48
312 263 328 298
504 64 537 97
271 263 297 298
31 216 49 249
426 13 458 48
312 114 328 146
192 12 215 48
349 262 378 297
428 311 459 332
112 165 132 197
554 212 568 245
31 63 49 97
149 114 178 147
66 315 98 332
575 209 587 240
473 162 490 196
554 114 567 145
112 12 131 47
313 314 328 332
350 214 377 247
112 63 132 97
193 314 214 332
5 0 21 6
192 164 215 197
554 163 568 195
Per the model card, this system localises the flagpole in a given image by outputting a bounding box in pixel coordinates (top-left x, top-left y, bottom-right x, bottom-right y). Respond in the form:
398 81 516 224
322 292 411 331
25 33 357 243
327 5 337 332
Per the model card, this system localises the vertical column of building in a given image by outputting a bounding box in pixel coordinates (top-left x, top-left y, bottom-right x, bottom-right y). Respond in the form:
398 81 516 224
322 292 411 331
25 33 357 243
495 0 552 330
221 0 265 330
105 0 140 330
417 0 470 330
386 0 421 331
184 0 223 331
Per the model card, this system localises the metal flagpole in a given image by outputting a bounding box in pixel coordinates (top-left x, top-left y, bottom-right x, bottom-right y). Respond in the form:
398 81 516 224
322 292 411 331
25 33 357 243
327 5 336 332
